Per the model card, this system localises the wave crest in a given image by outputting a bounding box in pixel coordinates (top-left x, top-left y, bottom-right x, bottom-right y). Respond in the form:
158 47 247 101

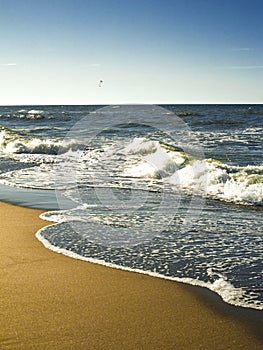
120 138 263 206
0 126 73 155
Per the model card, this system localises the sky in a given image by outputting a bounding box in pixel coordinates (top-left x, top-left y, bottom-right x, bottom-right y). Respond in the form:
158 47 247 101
0 0 263 105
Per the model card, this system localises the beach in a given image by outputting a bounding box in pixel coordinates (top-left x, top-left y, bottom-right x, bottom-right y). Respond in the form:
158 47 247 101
1 105 262 311
0 201 262 349
1 0 263 346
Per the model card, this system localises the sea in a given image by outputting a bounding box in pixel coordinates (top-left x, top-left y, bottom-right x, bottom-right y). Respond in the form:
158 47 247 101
0 104 262 311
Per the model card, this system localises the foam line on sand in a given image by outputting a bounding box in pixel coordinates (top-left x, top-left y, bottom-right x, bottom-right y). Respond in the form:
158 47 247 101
0 202 262 349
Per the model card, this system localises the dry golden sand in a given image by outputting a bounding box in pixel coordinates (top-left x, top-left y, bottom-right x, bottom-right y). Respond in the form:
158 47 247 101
0 201 262 349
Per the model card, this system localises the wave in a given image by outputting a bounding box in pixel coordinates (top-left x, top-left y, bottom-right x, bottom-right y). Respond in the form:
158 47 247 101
119 137 263 206
167 160 263 206
0 109 71 120
0 132 262 206
0 126 75 155
36 221 262 310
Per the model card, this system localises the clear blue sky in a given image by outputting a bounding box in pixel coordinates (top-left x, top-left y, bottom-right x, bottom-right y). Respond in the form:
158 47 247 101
0 0 263 105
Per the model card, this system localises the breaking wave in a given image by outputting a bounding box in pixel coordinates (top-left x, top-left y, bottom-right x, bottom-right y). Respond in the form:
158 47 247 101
0 109 71 120
0 132 262 206
0 126 75 155
119 137 263 206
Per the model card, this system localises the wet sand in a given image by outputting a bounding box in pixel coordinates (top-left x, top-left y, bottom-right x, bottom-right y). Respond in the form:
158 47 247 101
0 201 262 349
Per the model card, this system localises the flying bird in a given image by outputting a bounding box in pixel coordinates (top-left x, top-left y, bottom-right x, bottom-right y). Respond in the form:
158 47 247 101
98 79 103 87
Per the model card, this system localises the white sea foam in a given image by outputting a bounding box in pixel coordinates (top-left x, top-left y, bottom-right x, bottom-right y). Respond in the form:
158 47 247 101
35 221 262 310
122 138 188 179
121 138 263 205
27 109 44 115
167 160 263 205
0 127 75 155
4 138 61 154
1 131 262 206
0 130 5 147
0 164 56 189
123 137 159 155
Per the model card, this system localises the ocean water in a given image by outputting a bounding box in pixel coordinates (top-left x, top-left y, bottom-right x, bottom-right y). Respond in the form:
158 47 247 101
0 104 262 310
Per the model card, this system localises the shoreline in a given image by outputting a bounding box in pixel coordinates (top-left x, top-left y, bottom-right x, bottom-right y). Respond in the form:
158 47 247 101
0 201 262 349
36 219 262 312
